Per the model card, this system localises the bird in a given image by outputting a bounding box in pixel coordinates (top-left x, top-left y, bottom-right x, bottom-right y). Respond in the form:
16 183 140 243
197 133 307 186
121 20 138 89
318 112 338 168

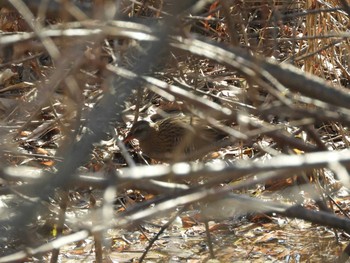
124 116 227 162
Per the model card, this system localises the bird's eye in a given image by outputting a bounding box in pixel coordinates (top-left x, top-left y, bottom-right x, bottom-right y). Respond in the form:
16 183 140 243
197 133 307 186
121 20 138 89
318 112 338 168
131 125 148 138
133 127 142 134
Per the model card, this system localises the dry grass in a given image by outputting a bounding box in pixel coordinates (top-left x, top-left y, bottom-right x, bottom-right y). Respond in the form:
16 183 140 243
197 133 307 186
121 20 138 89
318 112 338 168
0 0 350 262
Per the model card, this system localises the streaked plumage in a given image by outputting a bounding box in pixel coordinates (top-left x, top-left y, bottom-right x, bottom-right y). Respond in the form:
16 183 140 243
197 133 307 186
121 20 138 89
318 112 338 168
124 116 226 162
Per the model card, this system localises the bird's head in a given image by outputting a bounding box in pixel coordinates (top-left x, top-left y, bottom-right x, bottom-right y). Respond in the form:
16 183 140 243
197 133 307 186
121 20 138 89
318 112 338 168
124 120 153 142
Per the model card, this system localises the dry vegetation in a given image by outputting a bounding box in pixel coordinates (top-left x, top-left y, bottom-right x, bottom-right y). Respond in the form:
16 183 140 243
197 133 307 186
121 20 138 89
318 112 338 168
1 0 350 262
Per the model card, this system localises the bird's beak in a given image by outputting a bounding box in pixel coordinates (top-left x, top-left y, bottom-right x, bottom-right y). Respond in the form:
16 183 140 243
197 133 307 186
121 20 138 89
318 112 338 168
123 134 134 143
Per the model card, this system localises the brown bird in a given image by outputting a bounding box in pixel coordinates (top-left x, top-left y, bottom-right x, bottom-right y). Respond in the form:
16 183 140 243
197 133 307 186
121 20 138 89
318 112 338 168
124 116 227 162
